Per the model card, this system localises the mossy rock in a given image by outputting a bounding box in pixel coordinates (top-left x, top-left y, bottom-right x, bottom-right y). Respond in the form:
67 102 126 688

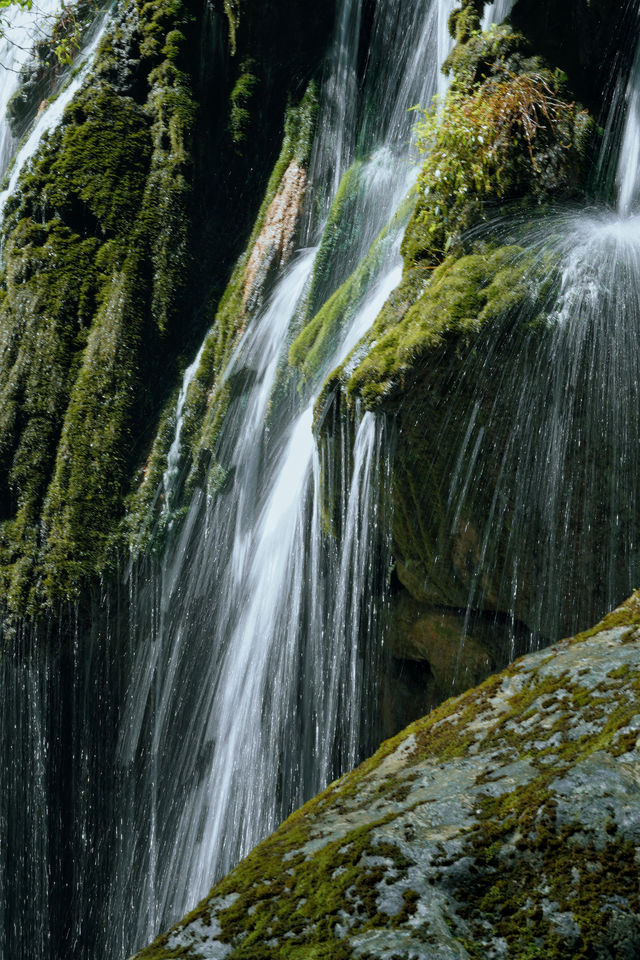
0 0 199 615
407 16 596 269
124 81 320 541
131 590 640 959
317 208 640 642
289 193 412 389
0 0 337 621
302 158 379 326
311 5 602 642
328 214 632 639
334 243 552 407
310 228 559 639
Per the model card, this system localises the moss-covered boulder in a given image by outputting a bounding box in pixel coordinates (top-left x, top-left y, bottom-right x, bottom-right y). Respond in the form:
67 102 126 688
131 591 640 959
402 15 594 269
315 241 561 647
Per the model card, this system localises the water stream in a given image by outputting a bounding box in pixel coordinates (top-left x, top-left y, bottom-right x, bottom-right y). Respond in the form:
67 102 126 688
0 5 110 216
617 12 640 214
0 0 64 175
3 0 635 958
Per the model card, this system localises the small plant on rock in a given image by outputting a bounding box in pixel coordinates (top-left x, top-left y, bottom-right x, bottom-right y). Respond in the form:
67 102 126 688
414 69 583 232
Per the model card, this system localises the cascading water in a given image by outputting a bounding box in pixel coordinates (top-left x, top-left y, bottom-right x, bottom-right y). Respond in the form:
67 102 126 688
0 0 107 216
110 269 397 952
0 0 63 175
616 15 640 214
418 6 640 662
424 211 640 646
481 0 515 29
1 0 598 958
107 0 512 953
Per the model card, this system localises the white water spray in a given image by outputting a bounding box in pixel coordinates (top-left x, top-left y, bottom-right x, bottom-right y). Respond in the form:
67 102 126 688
0 11 109 221
0 0 63 175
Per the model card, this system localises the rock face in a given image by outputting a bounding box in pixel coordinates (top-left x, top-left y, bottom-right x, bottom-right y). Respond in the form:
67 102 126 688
133 591 640 959
0 0 335 624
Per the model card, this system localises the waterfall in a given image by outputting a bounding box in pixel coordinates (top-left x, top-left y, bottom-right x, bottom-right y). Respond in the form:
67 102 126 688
0 1 595 958
108 0 473 953
0 0 64 175
616 20 640 214
481 0 515 30
112 252 399 954
421 13 640 656
431 211 640 645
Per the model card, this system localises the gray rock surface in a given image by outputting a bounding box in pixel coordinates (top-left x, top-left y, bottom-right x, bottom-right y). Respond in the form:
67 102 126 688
134 592 640 960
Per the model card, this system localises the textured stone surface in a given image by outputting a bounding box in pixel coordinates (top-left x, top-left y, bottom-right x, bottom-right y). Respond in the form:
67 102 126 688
133 592 640 959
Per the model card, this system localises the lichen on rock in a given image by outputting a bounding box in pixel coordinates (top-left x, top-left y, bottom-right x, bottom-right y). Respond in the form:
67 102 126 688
131 591 640 959
243 157 308 312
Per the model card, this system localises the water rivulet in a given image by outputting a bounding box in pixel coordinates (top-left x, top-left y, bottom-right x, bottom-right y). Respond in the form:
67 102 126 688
1 0 636 958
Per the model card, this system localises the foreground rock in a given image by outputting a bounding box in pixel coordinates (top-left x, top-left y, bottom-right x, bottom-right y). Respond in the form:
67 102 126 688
133 592 640 959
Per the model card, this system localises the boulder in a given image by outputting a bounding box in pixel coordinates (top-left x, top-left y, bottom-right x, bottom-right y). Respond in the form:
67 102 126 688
132 591 640 959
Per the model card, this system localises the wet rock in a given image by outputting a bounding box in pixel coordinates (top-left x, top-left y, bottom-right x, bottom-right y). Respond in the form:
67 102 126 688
132 591 640 960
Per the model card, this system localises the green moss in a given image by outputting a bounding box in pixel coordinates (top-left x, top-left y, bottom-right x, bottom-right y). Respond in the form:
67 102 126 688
0 0 197 614
303 160 365 321
229 59 258 147
289 199 406 386
572 592 640 642
448 0 483 45
389 13 597 284
137 805 409 959
224 0 241 55
460 793 640 958
410 22 595 266
40 265 145 598
341 243 551 408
